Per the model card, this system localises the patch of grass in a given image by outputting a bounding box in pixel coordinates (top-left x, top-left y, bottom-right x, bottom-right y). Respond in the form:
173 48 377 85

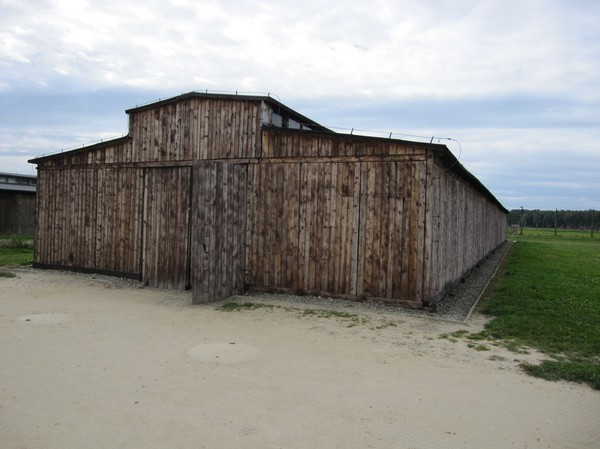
440 329 529 353
302 309 356 319
0 270 17 278
451 330 469 337
467 343 490 351
438 333 459 343
216 302 377 328
302 309 370 327
498 340 530 354
439 329 472 343
0 234 34 248
217 302 275 312
0 247 33 267
488 355 507 362
373 321 399 330
465 333 488 341
521 361 600 390
476 229 600 388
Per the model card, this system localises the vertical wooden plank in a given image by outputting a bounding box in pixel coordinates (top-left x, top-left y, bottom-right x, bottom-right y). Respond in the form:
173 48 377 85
244 165 256 285
332 164 343 293
255 165 267 286
391 174 405 299
53 169 62 265
349 162 361 296
414 161 427 301
191 161 247 303
88 168 96 268
301 163 312 290
426 163 440 300
270 165 282 286
321 162 332 291
378 162 391 299
398 164 410 301
95 168 106 269
384 163 397 298
355 162 367 297
362 162 376 297
51 170 61 265
285 164 300 287
309 164 323 292
51 170 59 264
142 167 191 289
299 163 310 290
132 168 143 275
407 163 420 302
264 164 275 285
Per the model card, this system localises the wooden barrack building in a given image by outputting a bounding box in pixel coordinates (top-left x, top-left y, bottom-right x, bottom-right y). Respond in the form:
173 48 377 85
29 92 507 308
0 172 37 235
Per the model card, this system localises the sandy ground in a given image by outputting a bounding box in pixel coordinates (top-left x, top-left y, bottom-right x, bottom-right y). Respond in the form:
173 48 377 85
1 269 599 449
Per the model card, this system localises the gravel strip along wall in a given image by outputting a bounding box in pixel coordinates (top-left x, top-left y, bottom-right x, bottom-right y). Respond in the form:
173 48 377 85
245 241 512 322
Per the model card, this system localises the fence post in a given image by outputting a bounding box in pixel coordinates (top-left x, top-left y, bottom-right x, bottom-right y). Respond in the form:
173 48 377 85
520 206 524 235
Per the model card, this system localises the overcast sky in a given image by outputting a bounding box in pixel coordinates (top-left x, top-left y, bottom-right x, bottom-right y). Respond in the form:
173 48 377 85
1 0 599 210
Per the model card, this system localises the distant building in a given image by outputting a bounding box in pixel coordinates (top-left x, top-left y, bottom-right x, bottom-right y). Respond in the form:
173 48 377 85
0 172 37 235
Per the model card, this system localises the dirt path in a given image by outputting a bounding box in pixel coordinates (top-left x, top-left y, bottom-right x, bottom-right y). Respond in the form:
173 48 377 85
1 269 598 449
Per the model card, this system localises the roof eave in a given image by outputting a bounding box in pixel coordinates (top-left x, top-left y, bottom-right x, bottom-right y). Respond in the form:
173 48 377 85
431 147 508 213
28 135 131 165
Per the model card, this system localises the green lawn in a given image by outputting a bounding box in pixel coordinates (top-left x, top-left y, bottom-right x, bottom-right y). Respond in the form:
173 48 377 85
0 234 34 268
479 228 600 389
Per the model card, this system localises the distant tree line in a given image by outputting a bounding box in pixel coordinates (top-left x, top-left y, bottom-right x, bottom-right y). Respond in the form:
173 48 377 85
507 209 597 230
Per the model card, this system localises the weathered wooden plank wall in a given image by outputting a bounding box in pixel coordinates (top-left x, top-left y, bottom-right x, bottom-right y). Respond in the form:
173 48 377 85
262 128 430 159
245 163 302 290
245 160 427 306
425 161 507 302
358 161 426 304
191 161 247 303
34 166 143 277
0 191 36 235
246 131 437 306
142 167 191 289
129 98 261 162
31 97 508 307
245 162 362 296
299 162 362 296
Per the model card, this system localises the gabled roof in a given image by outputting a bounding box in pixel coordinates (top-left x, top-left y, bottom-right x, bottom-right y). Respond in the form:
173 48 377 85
126 91 333 133
29 92 332 164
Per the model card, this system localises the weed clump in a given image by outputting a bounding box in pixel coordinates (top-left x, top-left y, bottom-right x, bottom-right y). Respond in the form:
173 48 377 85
217 302 275 312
